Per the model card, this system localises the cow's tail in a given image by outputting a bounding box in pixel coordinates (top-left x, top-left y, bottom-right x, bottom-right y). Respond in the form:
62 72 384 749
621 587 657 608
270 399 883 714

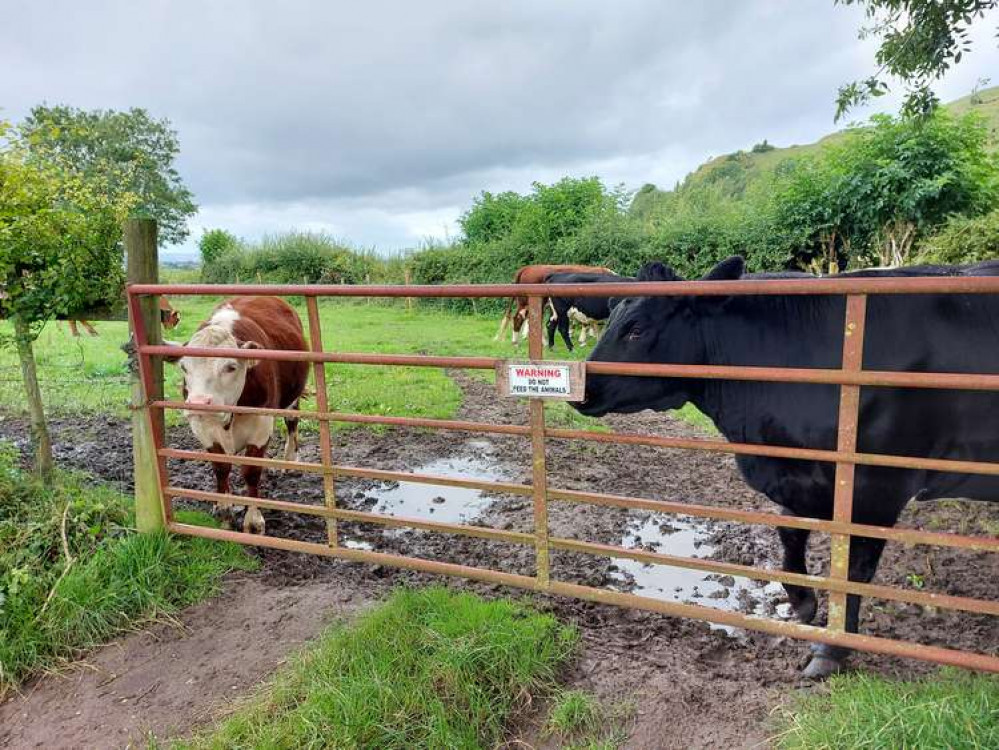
494 293 517 341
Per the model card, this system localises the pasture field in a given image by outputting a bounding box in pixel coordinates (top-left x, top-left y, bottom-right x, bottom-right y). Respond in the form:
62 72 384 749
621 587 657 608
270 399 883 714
0 292 709 432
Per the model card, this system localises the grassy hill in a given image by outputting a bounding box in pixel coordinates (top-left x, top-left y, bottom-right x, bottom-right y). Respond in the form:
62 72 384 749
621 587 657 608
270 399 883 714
637 85 999 208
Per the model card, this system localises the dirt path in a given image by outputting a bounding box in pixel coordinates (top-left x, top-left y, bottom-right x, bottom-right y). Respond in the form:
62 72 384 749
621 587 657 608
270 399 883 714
0 577 367 749
1 371 997 749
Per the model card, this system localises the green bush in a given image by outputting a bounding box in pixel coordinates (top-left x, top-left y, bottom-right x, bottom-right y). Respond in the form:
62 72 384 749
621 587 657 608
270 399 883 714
916 208 999 265
200 231 404 286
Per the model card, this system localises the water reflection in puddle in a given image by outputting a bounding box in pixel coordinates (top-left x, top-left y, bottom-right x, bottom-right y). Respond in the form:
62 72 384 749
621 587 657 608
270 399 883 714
610 514 792 634
360 440 511 525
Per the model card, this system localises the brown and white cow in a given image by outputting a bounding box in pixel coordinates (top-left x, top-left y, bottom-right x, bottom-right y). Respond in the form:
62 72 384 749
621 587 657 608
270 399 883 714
169 297 308 534
494 264 617 345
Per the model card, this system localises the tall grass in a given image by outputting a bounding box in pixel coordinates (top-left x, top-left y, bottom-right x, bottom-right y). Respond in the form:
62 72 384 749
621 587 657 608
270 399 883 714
774 669 999 750
175 587 578 749
0 444 256 695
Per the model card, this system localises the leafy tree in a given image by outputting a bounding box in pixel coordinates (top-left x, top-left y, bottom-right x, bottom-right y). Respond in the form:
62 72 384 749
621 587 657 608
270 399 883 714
198 228 242 280
836 0 999 120
20 106 196 245
459 191 530 245
770 109 997 269
0 123 134 478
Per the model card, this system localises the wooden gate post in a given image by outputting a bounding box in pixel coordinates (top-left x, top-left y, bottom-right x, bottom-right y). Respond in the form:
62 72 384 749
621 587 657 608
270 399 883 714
126 218 166 533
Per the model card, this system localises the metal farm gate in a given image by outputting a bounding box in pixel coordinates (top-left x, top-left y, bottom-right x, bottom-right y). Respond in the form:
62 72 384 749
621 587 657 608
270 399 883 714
126 274 999 674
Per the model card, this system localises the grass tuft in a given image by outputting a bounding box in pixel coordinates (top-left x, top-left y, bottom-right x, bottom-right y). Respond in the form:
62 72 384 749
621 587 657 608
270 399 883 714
546 689 602 736
773 669 999 750
0 444 256 696
175 587 578 749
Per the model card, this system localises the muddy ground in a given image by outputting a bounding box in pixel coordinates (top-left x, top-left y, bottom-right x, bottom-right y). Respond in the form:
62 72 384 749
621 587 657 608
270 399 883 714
1 371 997 749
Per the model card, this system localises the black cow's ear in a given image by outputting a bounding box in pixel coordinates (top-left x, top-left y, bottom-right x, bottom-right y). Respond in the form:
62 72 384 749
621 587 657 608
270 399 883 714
637 262 680 282
702 256 745 281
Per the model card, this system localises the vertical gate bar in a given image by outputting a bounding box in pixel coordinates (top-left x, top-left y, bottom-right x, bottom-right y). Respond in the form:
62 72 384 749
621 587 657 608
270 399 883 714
528 295 550 588
306 296 338 547
827 294 867 631
127 287 171 526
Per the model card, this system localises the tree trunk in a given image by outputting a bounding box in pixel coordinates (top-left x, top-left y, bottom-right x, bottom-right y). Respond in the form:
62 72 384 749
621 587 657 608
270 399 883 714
13 315 54 480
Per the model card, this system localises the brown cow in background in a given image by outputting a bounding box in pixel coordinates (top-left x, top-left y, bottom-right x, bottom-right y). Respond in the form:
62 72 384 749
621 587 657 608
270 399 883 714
494 264 617 345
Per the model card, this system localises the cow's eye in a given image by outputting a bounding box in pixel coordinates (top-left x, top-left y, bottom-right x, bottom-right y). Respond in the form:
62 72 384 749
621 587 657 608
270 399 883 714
223 362 238 374
627 327 642 341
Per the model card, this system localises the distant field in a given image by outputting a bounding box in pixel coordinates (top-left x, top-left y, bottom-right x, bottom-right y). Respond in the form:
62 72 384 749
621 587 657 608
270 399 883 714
0 289 607 432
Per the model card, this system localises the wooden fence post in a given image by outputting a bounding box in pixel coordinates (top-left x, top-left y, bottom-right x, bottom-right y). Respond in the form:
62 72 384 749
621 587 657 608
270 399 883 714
126 218 166 533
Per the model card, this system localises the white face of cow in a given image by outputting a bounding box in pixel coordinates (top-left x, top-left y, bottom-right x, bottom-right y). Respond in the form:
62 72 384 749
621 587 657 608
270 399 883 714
171 306 261 449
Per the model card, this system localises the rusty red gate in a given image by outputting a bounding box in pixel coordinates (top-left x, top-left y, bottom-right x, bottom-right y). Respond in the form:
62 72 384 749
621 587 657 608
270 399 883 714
127 276 999 673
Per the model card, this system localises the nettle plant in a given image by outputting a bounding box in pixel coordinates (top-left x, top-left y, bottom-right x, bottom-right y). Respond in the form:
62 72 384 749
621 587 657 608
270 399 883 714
0 121 135 476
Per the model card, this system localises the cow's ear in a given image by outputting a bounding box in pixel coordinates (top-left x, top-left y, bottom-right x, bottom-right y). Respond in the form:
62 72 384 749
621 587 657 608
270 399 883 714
702 256 745 281
239 340 263 368
637 262 681 282
162 340 186 364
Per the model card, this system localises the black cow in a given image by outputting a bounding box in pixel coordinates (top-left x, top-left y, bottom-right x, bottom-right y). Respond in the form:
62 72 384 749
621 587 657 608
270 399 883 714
544 272 637 351
574 255 999 679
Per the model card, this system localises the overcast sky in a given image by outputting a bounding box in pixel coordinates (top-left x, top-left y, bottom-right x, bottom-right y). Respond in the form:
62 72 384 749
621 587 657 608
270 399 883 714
3 1 998 257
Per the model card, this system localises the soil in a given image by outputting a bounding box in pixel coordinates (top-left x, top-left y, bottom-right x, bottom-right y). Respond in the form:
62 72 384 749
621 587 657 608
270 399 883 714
1 371 997 749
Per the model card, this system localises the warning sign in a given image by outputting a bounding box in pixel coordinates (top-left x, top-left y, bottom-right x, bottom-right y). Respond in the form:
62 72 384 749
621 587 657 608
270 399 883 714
495 360 586 401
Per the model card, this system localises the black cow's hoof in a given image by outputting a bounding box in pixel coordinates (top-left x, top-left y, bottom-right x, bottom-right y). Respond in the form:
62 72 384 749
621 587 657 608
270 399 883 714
802 655 843 680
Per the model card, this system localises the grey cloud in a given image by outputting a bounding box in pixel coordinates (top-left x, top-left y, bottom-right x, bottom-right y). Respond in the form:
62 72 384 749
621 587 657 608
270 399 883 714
3 1 997 251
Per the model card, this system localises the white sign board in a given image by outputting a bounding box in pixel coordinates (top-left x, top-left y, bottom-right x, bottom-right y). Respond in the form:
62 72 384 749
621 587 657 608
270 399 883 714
496 360 585 402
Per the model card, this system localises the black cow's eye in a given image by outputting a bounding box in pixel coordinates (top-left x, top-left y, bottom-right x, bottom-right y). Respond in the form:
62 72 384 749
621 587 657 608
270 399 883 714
627 327 641 341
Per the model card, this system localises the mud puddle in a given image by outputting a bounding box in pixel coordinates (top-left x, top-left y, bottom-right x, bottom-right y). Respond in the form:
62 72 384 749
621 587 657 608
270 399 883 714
611 512 792 633
358 439 511 525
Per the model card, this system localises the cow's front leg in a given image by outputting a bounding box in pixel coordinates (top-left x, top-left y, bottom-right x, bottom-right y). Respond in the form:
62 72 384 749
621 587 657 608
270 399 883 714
208 444 237 529
241 442 269 534
803 536 888 679
777 515 817 624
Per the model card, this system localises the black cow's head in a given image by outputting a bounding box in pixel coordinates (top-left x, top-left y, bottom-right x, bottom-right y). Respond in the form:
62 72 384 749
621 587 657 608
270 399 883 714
574 256 744 417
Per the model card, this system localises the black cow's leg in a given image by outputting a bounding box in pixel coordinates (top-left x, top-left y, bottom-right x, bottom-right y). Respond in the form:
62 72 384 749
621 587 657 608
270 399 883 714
778 518 817 623
803 535 889 679
208 444 238 529
546 314 558 349
241 442 269 534
557 313 574 351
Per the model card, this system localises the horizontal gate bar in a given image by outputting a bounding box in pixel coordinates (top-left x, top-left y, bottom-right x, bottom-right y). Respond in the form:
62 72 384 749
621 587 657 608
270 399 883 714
171 521 539 589
165 486 534 544
153 400 533 437
547 487 999 553
159 448 534 496
548 537 999 616
161 447 999 552
167 521 999 674
546 581 999 674
154 402 999 477
141 343 999 391
129 274 999 298
546 427 999 477
167 484 996 615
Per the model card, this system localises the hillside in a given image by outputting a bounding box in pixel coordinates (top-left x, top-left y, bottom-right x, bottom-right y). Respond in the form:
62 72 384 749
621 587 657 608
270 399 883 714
634 85 999 212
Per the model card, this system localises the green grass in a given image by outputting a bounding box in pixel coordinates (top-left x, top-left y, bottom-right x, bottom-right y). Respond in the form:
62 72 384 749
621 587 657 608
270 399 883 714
774 669 999 750
173 587 577 749
543 689 630 749
0 444 256 696
0 288 673 433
